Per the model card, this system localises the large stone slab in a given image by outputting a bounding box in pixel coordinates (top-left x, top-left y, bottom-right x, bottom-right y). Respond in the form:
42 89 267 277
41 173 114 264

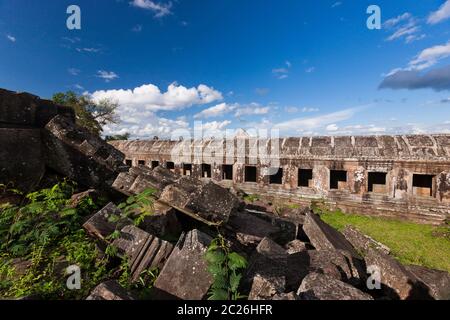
159 176 241 224
342 226 390 255
42 115 127 191
112 225 174 282
137 200 182 239
86 280 136 300
0 88 74 128
248 274 284 300
82 202 131 241
0 128 44 191
297 272 373 300
302 212 360 258
224 211 284 249
364 247 430 300
405 265 450 300
245 237 287 294
153 229 213 300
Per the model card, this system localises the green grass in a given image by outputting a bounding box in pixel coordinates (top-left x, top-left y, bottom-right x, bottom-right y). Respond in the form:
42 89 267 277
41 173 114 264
320 210 450 273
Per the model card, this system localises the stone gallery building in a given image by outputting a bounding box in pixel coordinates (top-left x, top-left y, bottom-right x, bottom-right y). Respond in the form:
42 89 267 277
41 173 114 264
110 134 450 225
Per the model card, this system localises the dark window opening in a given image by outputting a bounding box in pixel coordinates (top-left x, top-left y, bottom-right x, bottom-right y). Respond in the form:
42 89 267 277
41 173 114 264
183 163 192 176
151 161 159 169
166 161 175 170
201 164 212 178
138 160 146 166
330 170 347 190
269 168 283 185
368 172 387 193
125 159 132 166
413 174 434 197
222 165 233 180
298 169 313 187
245 166 257 183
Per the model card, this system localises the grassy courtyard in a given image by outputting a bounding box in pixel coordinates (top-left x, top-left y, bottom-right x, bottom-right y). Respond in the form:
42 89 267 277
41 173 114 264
319 211 450 273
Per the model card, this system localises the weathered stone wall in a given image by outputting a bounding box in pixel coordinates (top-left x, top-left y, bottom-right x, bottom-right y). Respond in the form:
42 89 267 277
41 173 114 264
110 136 450 224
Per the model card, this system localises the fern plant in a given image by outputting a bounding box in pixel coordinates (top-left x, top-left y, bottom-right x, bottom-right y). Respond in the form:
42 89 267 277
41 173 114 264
205 234 248 300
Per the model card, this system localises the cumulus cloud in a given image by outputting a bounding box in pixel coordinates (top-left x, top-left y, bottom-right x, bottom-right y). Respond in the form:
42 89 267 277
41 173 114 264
273 61 292 79
326 124 339 131
68 68 80 76
379 65 450 91
91 83 223 112
331 2 342 8
96 70 119 82
428 0 450 24
76 47 101 53
383 12 412 28
130 0 172 18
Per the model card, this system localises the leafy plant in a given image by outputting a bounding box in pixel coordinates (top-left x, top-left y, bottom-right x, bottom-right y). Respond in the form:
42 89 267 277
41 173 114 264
117 188 156 226
243 194 259 203
0 181 110 299
205 234 247 300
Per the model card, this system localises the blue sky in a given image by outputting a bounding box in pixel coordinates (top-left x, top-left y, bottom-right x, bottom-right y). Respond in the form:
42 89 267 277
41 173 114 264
1 0 450 138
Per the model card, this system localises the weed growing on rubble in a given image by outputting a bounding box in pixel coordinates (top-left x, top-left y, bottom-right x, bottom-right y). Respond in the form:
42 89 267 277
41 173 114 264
0 182 111 299
118 188 156 226
205 234 248 300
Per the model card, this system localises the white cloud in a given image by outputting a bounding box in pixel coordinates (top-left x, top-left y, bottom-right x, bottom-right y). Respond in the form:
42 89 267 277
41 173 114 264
383 12 411 28
91 83 223 112
305 67 315 73
326 124 339 131
273 61 292 79
331 2 342 8
428 0 450 24
274 107 359 132
409 41 450 70
201 120 232 131
234 104 270 117
194 102 236 119
76 47 101 53
383 13 424 44
68 68 80 76
6 34 16 42
130 0 172 18
302 107 320 112
96 70 119 82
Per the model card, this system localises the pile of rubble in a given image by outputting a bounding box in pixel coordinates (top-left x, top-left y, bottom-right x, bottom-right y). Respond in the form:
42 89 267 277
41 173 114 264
1 88 449 300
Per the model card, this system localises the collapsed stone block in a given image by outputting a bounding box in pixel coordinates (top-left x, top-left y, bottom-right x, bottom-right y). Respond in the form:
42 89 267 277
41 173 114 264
153 229 213 300
405 265 450 300
159 176 241 224
42 115 127 191
297 272 373 300
302 212 360 258
0 128 44 191
364 247 430 300
112 225 174 282
224 211 285 249
245 237 287 295
285 240 308 254
86 280 136 300
0 88 74 128
248 274 284 300
244 209 297 245
137 201 182 239
342 226 390 255
82 202 131 241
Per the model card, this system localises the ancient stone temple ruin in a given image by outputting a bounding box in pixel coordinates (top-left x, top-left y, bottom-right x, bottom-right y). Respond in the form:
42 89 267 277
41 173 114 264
110 135 450 224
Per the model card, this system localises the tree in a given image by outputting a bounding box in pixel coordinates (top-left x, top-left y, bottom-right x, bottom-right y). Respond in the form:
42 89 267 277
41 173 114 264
52 91 120 136
105 133 131 141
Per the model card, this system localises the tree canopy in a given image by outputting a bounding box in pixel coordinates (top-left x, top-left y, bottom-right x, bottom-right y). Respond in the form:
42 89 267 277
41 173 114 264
52 91 120 136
